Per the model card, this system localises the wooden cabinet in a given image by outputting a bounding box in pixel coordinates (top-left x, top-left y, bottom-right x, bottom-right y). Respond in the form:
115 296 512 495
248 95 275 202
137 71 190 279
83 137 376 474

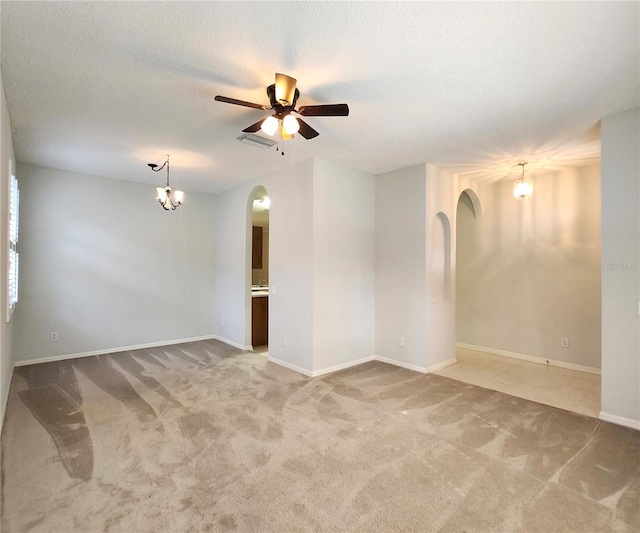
252 296 268 346
252 226 263 269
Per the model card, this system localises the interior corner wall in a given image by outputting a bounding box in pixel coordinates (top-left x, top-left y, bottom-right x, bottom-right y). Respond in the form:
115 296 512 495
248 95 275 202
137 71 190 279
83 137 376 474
456 165 602 370
0 76 16 429
12 163 218 363
213 158 315 373
312 159 375 372
375 164 428 369
600 107 640 427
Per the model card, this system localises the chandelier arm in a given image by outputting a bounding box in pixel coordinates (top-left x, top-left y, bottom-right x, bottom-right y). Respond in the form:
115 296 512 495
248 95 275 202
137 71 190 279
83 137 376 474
150 160 168 173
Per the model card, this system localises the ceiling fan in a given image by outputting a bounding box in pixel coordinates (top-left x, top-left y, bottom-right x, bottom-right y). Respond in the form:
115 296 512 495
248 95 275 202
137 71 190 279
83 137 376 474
215 73 349 141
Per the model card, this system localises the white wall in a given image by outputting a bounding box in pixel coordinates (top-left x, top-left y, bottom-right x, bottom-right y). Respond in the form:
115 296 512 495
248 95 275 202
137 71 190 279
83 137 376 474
0 75 16 429
425 164 457 368
214 181 258 349
374 163 461 372
456 165 602 370
213 157 376 375
12 163 218 362
312 159 375 372
600 107 640 428
375 164 428 370
213 159 315 371
259 160 315 371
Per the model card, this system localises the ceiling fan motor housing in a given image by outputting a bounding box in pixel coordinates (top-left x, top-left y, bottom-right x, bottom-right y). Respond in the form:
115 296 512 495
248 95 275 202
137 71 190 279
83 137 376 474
267 84 299 116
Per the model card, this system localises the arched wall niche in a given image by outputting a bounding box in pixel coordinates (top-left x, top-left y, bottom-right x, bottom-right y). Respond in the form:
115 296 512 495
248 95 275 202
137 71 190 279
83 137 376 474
457 188 482 221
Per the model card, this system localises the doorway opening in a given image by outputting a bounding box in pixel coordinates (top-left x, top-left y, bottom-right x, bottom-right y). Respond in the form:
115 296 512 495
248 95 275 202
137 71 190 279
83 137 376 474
436 187 600 418
249 186 270 356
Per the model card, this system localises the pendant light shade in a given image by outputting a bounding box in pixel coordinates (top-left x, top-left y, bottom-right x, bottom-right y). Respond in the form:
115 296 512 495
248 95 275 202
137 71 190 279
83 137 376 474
514 162 533 199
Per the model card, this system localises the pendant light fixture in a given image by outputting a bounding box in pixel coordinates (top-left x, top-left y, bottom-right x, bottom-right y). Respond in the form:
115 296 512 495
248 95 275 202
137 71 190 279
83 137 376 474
514 161 533 199
148 155 184 210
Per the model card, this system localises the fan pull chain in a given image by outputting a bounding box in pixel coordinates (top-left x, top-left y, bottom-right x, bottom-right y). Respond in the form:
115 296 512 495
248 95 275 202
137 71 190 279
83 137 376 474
275 122 284 155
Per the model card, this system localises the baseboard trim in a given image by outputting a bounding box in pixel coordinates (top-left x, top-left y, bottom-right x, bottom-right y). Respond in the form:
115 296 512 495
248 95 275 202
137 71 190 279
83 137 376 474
374 355 428 374
312 356 376 377
212 335 252 351
267 356 313 377
14 334 219 367
456 343 601 376
426 357 458 373
268 354 455 378
599 411 640 431
1 360 15 435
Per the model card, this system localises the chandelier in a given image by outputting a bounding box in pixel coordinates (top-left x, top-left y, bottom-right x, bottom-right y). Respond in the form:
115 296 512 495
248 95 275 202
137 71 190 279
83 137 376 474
148 155 184 210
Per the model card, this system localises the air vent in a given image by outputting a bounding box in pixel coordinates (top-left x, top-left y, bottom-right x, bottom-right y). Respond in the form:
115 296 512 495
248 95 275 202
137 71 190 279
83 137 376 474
236 133 276 149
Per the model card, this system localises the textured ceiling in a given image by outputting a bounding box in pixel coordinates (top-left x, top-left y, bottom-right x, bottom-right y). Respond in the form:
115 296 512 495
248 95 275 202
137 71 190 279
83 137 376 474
1 2 638 194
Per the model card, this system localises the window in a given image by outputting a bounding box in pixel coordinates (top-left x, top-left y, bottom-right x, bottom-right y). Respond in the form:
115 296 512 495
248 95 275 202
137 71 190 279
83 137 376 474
7 167 19 320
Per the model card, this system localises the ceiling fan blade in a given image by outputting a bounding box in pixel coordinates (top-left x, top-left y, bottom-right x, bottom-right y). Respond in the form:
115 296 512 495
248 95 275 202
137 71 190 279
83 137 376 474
242 119 267 133
296 118 320 140
214 95 269 110
297 104 349 117
275 73 297 106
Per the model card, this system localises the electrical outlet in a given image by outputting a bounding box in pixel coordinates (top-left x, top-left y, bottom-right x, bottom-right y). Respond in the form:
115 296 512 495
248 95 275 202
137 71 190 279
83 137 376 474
561 337 569 348
398 336 405 347
50 332 58 342
282 336 288 347
221 318 225 326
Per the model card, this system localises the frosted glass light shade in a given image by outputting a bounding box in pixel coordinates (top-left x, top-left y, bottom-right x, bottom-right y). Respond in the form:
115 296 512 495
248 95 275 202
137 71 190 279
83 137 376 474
261 116 279 136
156 186 183 209
514 180 533 199
283 114 300 134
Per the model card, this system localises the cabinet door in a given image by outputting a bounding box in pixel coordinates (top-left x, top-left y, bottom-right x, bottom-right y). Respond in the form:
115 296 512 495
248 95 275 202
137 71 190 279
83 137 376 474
252 297 269 346
252 226 263 269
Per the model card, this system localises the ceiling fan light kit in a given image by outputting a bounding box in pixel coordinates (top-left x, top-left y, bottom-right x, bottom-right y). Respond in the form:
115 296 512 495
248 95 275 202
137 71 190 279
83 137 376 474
215 72 349 155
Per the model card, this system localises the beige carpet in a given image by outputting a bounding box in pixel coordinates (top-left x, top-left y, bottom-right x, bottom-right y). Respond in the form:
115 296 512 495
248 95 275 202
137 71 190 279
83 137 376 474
1 339 638 532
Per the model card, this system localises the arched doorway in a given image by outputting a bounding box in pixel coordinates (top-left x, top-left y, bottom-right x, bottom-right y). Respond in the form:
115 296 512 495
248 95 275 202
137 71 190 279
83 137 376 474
247 186 270 355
